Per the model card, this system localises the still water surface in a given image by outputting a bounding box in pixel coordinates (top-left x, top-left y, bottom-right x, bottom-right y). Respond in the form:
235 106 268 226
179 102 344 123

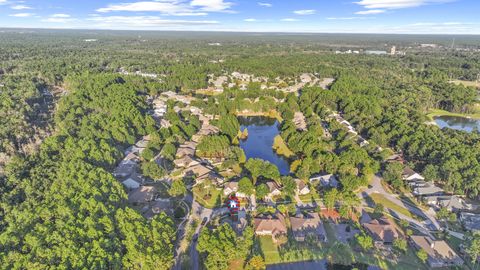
434 115 480 133
238 116 290 175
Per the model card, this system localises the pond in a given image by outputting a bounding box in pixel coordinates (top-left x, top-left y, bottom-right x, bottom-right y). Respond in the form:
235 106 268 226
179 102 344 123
238 116 290 175
434 115 480 133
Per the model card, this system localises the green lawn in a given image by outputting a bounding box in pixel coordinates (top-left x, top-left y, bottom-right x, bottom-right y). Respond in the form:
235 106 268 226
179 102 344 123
449 80 480 89
369 193 417 220
258 236 281 264
322 222 338 247
354 248 428 270
192 186 223 208
427 109 480 121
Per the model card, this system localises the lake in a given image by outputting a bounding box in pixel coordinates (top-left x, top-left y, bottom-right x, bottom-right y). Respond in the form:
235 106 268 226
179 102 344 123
238 116 290 175
434 115 480 133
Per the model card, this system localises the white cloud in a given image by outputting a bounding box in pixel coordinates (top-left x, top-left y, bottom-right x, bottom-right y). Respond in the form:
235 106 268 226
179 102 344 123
0 0 7 4
293 9 316 15
11 4 33 10
258 2 272 7
281 18 299 22
87 15 219 28
190 0 233 12
354 0 453 10
51 13 70 18
42 14 75 23
355 9 385 14
326 16 373 20
244 18 257 22
97 0 231 15
9 12 34 17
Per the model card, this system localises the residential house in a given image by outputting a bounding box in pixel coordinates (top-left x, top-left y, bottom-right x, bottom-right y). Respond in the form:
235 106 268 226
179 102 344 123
265 181 282 198
290 212 327 242
385 154 405 164
357 137 369 147
254 213 287 241
424 195 472 212
402 167 425 181
299 73 312 83
223 181 247 198
293 112 307 131
309 174 339 188
128 186 156 204
295 179 310 195
413 184 444 197
176 147 195 158
460 212 480 232
143 199 174 219
361 213 402 246
121 172 144 190
185 164 213 180
174 155 200 168
199 172 224 186
114 161 137 178
410 235 463 268
135 135 151 149
160 119 171 129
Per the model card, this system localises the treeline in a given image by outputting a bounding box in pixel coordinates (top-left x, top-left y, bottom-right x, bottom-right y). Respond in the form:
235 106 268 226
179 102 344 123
0 74 176 269
304 69 480 197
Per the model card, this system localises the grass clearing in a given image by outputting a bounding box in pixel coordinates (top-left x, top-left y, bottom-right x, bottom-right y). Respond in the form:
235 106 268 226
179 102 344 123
449 79 480 89
192 185 223 208
369 193 415 219
272 135 295 158
259 236 281 264
427 109 480 121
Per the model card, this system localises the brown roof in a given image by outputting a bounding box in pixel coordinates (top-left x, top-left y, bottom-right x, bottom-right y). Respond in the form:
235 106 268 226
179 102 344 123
265 181 281 193
254 214 287 236
128 186 156 203
320 209 341 222
362 215 402 243
410 235 462 263
290 213 324 237
295 179 307 191
402 167 416 177
186 164 212 178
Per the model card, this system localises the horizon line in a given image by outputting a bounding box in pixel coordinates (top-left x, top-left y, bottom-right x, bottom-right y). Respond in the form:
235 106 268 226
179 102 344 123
1 26 480 36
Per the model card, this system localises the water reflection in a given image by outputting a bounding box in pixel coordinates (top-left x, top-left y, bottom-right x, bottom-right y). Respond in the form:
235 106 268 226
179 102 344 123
238 116 290 175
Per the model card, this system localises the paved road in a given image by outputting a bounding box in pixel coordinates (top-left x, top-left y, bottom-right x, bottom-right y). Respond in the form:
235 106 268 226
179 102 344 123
361 174 440 234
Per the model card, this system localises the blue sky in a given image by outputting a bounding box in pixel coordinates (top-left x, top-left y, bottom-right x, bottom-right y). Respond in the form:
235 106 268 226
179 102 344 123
0 0 479 34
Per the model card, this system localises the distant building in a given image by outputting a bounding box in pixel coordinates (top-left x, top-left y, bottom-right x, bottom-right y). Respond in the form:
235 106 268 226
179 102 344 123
366 50 388 55
390 46 396 55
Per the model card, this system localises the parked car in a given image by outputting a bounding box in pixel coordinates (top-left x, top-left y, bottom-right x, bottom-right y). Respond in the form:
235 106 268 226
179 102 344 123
201 217 208 226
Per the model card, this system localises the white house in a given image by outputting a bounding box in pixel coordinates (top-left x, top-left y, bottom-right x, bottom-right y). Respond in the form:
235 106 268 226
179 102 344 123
310 174 339 188
402 167 425 181
295 179 310 195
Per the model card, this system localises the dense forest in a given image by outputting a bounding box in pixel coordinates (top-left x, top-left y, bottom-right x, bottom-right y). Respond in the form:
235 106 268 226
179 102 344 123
1 30 480 268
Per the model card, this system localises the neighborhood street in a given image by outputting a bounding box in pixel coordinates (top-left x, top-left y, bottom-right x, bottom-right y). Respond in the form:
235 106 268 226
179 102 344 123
360 174 440 235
